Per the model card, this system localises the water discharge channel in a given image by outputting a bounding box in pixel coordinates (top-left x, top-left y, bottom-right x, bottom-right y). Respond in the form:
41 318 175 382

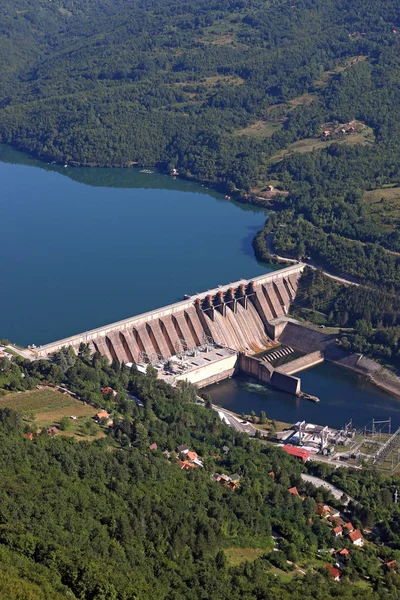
2 144 400 429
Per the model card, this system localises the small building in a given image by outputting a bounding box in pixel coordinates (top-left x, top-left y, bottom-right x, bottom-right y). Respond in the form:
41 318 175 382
333 526 343 537
47 426 59 437
149 443 158 451
23 433 34 440
288 486 300 496
179 460 196 471
317 503 330 517
339 548 349 557
219 474 231 484
101 387 117 397
95 410 110 422
230 474 241 484
282 445 311 463
212 473 221 482
385 560 397 572
177 444 189 455
325 565 341 581
323 130 331 137
268 471 275 479
187 451 198 462
349 530 364 547
343 522 354 534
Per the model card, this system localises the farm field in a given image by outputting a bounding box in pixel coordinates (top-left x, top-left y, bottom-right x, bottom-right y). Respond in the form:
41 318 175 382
0 388 104 439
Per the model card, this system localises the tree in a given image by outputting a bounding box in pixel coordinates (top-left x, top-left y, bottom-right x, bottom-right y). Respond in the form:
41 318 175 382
259 410 267 424
59 416 72 431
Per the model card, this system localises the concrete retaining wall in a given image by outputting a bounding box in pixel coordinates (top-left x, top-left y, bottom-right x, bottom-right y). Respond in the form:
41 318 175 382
276 351 324 375
238 352 300 395
278 322 335 353
270 371 301 395
238 353 273 383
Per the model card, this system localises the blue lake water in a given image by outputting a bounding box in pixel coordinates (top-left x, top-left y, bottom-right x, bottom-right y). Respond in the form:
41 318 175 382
0 145 272 346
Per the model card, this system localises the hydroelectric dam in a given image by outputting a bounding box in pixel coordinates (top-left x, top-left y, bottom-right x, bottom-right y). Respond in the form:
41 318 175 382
35 264 318 392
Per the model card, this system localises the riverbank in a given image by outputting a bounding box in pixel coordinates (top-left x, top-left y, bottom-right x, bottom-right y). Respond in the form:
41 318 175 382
328 354 400 400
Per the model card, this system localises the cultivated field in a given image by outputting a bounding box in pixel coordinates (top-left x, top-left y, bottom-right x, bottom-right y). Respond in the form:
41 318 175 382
0 388 103 438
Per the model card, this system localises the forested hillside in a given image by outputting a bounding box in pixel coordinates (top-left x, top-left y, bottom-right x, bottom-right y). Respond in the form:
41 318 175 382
0 349 400 598
0 0 398 186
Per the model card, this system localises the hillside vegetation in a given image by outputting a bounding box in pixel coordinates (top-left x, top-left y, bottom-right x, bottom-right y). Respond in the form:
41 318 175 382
0 0 398 189
0 349 400 598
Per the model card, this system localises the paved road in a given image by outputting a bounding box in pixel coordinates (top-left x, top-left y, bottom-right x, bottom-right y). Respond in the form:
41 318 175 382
301 473 356 505
266 233 360 287
213 405 256 436
6 345 36 361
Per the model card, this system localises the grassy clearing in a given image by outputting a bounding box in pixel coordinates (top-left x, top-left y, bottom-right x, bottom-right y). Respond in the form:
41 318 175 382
234 119 282 138
314 56 368 88
363 186 400 231
265 566 296 582
235 93 316 139
269 127 374 164
0 388 75 414
225 547 265 566
1 388 102 439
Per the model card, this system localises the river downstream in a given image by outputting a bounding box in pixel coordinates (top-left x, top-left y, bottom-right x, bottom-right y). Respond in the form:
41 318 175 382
205 362 400 430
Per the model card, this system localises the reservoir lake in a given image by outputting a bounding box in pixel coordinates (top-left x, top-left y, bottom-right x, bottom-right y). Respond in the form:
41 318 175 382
0 145 272 346
2 144 400 429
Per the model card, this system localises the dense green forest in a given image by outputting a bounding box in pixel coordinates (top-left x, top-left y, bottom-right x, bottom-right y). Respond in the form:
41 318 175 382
0 348 400 598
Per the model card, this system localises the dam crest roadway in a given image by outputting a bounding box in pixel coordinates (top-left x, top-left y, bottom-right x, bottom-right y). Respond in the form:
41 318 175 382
35 264 305 367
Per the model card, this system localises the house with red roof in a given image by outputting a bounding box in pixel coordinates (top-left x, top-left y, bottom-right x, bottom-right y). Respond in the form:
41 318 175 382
179 460 196 471
187 451 198 462
333 526 343 537
288 486 300 496
385 560 397 572
282 445 310 463
101 387 117 397
343 522 354 533
349 530 364 546
149 443 158 451
23 433 34 440
339 548 349 557
325 565 341 581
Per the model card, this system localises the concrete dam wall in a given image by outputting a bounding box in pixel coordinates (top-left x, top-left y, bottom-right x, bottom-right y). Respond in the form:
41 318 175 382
36 264 305 364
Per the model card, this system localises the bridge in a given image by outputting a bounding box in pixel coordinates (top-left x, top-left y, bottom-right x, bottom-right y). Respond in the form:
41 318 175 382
36 263 305 364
